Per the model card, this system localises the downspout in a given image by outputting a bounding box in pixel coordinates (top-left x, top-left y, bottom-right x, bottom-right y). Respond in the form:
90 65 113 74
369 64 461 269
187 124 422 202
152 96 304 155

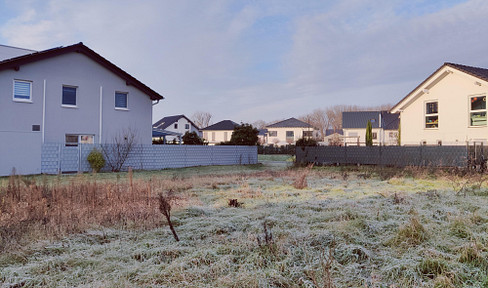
99 86 103 144
42 79 46 143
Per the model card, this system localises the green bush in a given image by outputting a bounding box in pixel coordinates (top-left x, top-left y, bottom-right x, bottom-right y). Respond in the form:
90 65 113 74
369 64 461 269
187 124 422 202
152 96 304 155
87 148 105 173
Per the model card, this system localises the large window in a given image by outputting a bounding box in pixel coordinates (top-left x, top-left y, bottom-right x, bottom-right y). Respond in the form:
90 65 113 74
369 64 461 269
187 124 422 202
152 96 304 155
470 95 487 126
425 101 438 128
62 86 77 106
13 80 32 102
115 92 128 109
303 131 313 138
286 131 294 141
65 134 94 147
268 131 277 137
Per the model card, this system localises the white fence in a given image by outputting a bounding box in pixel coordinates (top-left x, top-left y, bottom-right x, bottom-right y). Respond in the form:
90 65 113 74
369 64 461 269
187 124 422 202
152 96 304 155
42 144 258 174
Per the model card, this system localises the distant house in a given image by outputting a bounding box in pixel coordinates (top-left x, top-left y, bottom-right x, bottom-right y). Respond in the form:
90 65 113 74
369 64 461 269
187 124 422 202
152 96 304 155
0 42 163 176
265 117 318 146
201 120 239 145
342 111 399 146
257 129 268 145
152 114 200 143
322 129 344 146
391 62 488 146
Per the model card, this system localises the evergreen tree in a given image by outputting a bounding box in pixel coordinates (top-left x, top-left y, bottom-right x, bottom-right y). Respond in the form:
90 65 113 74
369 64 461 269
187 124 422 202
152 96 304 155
365 120 373 146
182 131 205 145
229 124 259 145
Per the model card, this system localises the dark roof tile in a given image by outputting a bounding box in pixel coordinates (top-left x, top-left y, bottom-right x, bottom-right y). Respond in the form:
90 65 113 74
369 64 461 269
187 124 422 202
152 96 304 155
266 117 314 128
201 120 239 131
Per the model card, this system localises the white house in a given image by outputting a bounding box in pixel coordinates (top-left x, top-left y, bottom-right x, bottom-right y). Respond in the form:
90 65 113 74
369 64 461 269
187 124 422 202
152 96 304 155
201 120 238 145
265 117 317 146
342 111 399 146
391 62 488 146
0 42 163 176
152 114 200 143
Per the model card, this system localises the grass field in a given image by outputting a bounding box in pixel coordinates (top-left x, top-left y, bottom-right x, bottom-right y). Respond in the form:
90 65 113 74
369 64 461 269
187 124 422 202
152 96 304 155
2 163 488 287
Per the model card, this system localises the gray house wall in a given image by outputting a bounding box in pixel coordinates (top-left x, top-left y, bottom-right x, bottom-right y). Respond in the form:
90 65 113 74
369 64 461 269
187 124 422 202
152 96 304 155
0 50 155 176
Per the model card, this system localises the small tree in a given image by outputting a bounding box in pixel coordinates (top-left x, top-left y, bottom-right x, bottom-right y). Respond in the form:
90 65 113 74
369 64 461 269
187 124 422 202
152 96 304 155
101 128 137 172
182 131 204 145
229 124 259 146
365 120 373 146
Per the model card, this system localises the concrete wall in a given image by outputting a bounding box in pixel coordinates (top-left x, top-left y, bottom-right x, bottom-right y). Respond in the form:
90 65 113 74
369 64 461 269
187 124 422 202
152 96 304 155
41 144 258 174
0 132 42 175
396 66 488 145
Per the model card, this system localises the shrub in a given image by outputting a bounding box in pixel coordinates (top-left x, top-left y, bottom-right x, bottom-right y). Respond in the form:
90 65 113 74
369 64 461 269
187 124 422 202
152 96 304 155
296 137 318 147
182 131 205 145
87 148 105 173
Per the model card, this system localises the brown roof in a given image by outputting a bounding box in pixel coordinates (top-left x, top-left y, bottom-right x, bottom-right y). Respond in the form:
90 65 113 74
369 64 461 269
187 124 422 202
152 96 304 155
0 42 163 101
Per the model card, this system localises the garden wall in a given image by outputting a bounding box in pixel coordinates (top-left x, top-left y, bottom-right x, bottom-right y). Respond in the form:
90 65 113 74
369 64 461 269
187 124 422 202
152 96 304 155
42 144 258 174
296 145 469 167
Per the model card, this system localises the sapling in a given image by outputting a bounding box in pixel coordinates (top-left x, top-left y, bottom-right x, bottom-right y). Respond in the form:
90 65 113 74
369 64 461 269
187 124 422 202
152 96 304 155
159 190 179 242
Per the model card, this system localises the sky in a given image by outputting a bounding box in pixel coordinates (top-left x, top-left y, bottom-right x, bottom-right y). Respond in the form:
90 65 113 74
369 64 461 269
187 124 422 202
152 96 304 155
1 0 487 125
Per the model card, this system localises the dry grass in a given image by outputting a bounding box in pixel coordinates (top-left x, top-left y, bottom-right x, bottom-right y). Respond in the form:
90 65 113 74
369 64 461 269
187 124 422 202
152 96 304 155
2 164 488 287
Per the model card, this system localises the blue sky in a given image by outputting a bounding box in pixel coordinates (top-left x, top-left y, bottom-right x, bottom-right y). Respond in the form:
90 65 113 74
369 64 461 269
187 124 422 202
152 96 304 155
1 0 485 124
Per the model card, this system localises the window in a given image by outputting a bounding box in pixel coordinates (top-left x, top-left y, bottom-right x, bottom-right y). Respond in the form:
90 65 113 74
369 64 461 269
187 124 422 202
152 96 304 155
211 132 215 141
425 101 438 128
372 132 377 140
115 92 128 109
269 131 277 137
174 123 178 129
224 132 228 142
65 134 79 146
286 131 294 139
185 124 190 129
62 86 77 106
470 95 487 126
65 134 94 146
13 80 32 102
303 131 313 138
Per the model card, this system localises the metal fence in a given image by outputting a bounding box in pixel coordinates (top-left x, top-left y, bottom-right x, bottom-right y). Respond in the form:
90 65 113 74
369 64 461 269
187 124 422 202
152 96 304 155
42 143 258 174
295 145 469 167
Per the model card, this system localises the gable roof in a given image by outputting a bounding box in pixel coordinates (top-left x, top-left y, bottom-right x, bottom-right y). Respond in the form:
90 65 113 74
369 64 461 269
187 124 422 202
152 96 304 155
201 120 239 131
153 114 199 130
0 42 163 101
0 44 36 61
342 111 399 130
325 129 343 136
266 117 314 128
391 62 488 113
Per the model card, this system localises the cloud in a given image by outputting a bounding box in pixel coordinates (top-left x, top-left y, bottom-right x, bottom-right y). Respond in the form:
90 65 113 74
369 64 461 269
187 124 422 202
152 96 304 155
1 0 486 124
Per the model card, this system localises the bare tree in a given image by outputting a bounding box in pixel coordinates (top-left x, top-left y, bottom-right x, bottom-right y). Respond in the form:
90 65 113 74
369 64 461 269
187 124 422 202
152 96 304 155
300 109 330 141
192 111 213 129
252 120 267 130
101 128 137 172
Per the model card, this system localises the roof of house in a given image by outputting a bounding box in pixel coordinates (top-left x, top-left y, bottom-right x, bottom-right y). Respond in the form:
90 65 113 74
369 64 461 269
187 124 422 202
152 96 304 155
266 117 314 128
0 42 163 101
325 129 343 136
201 120 239 131
391 62 488 113
152 128 182 138
153 114 199 130
0 44 36 61
342 111 399 130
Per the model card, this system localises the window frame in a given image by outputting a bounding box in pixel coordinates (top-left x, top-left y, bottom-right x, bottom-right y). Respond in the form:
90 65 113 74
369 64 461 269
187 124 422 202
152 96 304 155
13 79 33 102
185 124 190 130
115 91 129 110
62 85 78 107
425 101 438 129
65 134 94 147
268 131 277 137
469 94 487 127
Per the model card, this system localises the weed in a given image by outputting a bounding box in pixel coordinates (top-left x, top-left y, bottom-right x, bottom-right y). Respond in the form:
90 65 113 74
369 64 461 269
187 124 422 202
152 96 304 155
417 258 449 279
158 190 179 242
305 247 335 288
392 216 428 246
293 163 314 189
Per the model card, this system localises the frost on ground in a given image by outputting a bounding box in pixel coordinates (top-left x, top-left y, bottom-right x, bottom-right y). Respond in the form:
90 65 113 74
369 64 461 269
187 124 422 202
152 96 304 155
1 165 488 287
